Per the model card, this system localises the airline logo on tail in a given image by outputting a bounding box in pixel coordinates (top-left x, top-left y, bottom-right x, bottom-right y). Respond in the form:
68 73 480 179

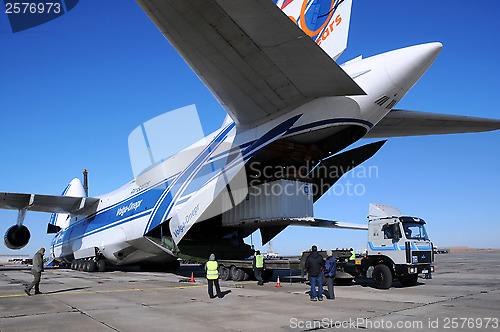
273 0 352 60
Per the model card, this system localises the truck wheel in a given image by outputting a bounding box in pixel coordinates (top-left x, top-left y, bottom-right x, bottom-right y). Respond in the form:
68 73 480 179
372 264 392 289
230 266 245 281
399 275 418 287
242 270 250 281
219 266 231 281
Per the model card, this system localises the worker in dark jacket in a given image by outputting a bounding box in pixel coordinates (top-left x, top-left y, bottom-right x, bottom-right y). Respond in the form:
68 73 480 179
324 250 336 300
253 250 264 285
305 245 325 301
25 248 45 296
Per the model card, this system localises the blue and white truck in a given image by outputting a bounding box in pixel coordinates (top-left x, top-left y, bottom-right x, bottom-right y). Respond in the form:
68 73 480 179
339 203 435 289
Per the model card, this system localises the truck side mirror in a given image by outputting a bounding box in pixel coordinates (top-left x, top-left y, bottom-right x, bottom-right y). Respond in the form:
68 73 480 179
393 223 400 242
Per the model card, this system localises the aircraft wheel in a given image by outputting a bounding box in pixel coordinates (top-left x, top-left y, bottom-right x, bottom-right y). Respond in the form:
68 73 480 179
71 260 77 270
87 260 96 272
97 260 106 272
83 260 90 272
76 260 83 271
373 264 392 289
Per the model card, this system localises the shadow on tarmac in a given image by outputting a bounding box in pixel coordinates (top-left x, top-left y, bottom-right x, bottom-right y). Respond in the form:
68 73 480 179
44 287 91 294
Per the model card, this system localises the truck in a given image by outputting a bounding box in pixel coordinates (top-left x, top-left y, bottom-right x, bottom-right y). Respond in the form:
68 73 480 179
219 203 435 290
301 204 435 289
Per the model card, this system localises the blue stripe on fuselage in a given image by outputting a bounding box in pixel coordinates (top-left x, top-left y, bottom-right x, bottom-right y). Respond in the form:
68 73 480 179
145 122 236 233
52 117 373 254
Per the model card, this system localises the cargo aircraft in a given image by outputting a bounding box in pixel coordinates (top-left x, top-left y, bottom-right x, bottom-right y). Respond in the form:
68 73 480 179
2 0 500 272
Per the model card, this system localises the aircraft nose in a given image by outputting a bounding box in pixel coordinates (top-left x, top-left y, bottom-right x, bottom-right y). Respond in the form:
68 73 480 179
384 42 442 90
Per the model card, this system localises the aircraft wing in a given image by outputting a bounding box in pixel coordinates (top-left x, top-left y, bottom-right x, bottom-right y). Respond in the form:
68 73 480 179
0 192 99 215
292 219 368 230
365 109 500 138
135 0 365 127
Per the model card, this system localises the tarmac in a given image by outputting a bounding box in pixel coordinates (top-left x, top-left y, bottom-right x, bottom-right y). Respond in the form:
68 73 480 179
0 251 499 331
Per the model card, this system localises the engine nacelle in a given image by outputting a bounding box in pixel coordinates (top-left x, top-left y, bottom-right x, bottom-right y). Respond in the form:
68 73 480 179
4 225 31 250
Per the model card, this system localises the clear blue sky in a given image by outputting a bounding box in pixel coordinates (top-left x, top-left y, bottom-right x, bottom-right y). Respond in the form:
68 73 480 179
1 0 499 256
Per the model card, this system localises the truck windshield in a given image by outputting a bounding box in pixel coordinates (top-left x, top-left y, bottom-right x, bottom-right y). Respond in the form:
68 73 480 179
402 223 429 240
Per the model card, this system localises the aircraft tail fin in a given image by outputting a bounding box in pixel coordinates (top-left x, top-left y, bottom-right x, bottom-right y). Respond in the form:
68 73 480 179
274 0 353 60
47 178 87 232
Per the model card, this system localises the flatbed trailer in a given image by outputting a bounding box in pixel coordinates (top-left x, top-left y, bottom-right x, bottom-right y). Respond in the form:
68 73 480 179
217 249 354 282
217 258 301 281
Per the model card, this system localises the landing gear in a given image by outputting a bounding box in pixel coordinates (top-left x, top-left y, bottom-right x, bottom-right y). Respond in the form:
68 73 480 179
87 260 96 272
83 260 90 272
77 260 84 271
97 260 106 272
71 259 105 272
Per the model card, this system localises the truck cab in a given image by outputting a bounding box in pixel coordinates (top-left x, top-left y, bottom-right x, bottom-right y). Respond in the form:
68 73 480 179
365 204 434 288
344 204 435 289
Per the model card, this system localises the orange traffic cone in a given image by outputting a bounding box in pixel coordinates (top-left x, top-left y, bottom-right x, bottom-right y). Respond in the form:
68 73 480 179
189 272 195 283
275 276 282 287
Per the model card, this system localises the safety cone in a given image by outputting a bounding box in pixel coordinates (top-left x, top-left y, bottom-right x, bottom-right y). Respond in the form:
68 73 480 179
275 276 282 287
189 272 195 283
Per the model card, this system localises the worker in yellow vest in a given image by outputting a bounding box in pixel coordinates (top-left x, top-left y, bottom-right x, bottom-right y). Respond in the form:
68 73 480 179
349 248 356 263
253 250 265 285
205 253 222 298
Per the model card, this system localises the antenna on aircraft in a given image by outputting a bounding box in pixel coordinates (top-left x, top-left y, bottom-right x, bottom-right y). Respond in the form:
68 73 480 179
83 169 88 196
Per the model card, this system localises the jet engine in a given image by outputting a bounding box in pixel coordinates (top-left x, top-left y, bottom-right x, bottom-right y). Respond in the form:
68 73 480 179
4 225 30 250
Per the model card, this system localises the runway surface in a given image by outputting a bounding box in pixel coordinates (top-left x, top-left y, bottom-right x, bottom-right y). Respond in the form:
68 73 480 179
1 251 499 331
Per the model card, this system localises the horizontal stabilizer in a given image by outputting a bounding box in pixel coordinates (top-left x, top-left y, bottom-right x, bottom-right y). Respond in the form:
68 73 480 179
310 140 386 202
365 109 500 138
135 0 365 127
291 218 367 230
0 192 99 215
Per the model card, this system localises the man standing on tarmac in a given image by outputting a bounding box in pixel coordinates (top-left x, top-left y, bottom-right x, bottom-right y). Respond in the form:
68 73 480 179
324 250 336 300
205 253 222 299
305 245 325 301
25 248 45 296
253 250 264 285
